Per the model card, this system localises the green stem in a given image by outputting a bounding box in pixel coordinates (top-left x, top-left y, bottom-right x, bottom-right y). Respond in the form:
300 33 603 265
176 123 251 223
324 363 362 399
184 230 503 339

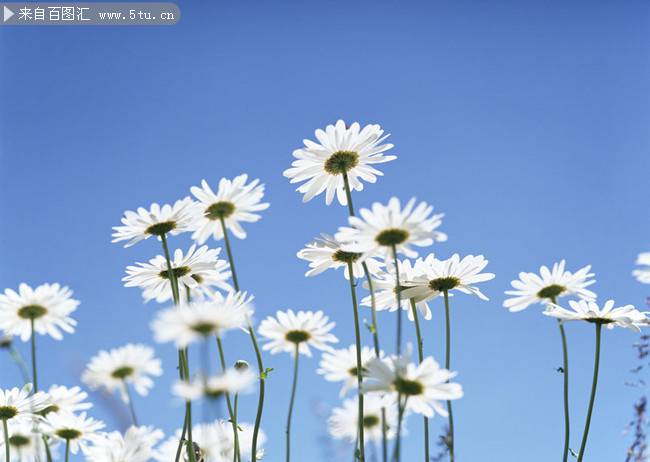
6 345 30 385
3 419 10 462
392 397 408 462
43 436 53 462
160 233 180 303
391 245 403 462
30 319 37 392
346 262 365 462
234 393 241 462
218 219 266 461
410 300 429 462
216 336 240 462
342 171 387 462
443 290 455 462
175 410 189 462
552 294 571 462
286 345 300 462
64 439 69 462
577 323 602 462
124 381 139 426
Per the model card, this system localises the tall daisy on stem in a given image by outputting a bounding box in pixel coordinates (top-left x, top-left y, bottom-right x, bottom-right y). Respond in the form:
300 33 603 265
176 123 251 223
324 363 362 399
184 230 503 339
503 260 596 462
544 299 648 461
0 283 79 393
258 309 338 462
402 253 494 461
112 198 199 462
190 174 270 460
288 120 397 461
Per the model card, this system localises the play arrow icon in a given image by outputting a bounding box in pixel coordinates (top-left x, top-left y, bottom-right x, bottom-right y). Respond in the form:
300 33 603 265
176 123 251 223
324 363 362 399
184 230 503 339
3 6 14 22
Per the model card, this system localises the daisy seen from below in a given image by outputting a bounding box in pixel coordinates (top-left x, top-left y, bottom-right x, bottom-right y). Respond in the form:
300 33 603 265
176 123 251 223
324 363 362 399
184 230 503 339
400 253 493 461
111 197 198 248
297 234 383 280
0 384 50 425
0 421 49 462
258 310 337 462
544 299 648 462
328 394 399 443
503 260 596 312
43 411 104 456
151 291 252 348
81 343 162 425
190 174 270 243
335 197 446 261
318 345 383 397
41 385 92 417
155 421 266 462
84 425 164 462
362 258 432 322
172 368 256 401
123 244 232 304
284 120 396 206
633 252 650 284
503 259 594 462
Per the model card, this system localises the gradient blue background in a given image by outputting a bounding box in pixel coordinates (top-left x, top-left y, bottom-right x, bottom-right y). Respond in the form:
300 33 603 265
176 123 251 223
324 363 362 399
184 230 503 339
1 1 649 460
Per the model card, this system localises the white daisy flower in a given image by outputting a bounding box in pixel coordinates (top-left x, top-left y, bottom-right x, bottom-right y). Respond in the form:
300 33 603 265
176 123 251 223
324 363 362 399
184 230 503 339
544 299 649 332
0 384 50 425
0 421 49 462
401 253 495 302
335 197 447 261
81 344 162 403
317 345 383 397
190 175 270 243
123 244 232 304
503 260 596 312
297 234 383 280
111 198 198 248
284 120 396 205
43 411 104 454
42 385 92 416
172 368 256 401
258 310 338 357
362 258 432 322
328 394 399 443
362 354 463 419
151 292 252 348
84 425 164 462
633 252 650 284
155 421 266 462
0 283 79 341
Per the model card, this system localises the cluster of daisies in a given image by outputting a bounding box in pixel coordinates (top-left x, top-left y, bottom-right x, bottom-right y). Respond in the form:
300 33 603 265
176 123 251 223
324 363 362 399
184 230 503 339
0 119 647 462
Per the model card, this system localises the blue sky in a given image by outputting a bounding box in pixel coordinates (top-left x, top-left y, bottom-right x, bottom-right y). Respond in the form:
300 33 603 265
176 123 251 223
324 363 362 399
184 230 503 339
1 1 649 460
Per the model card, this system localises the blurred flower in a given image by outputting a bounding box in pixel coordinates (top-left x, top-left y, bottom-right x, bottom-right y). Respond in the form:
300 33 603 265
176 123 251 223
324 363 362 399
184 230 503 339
0 421 49 462
297 234 383 280
634 252 650 284
0 384 49 425
82 344 162 403
43 411 104 454
84 425 163 462
317 345 382 397
362 353 463 418
156 421 266 462
190 175 269 243
111 198 197 248
41 385 92 416
284 120 396 205
0 283 79 341
328 394 399 443
258 310 338 357
362 258 432 321
172 368 256 401
335 198 446 261
544 299 649 332
123 244 232 303
151 292 252 348
504 260 596 312
402 253 494 302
